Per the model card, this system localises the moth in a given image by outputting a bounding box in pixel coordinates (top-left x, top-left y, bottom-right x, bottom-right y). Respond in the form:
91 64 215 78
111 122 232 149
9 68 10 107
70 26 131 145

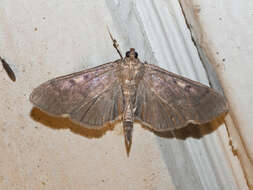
30 33 228 155
1 56 16 82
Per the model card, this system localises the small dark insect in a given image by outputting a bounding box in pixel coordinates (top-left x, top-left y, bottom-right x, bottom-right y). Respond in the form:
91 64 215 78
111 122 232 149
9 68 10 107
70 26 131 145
30 32 228 155
1 56 16 82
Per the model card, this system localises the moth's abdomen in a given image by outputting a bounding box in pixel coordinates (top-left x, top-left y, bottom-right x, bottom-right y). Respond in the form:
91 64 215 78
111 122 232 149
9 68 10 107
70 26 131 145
123 103 133 122
123 121 133 146
122 97 134 152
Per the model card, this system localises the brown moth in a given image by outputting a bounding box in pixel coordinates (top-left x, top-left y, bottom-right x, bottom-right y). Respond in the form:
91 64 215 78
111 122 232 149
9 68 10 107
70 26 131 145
30 35 228 155
1 56 16 82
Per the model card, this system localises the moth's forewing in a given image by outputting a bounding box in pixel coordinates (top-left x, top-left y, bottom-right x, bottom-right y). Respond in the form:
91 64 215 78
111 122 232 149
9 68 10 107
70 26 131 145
134 63 228 131
30 61 124 128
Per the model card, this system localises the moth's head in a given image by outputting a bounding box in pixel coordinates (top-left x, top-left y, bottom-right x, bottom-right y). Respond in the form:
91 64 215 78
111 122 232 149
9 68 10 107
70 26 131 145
125 48 138 60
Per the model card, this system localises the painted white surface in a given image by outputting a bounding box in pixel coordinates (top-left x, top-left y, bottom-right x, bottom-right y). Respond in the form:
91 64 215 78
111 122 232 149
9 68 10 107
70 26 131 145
0 0 249 189
179 0 253 188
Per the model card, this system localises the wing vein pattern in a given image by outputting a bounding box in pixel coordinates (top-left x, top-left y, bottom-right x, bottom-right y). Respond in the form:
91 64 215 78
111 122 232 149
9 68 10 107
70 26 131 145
134 63 228 131
30 61 124 128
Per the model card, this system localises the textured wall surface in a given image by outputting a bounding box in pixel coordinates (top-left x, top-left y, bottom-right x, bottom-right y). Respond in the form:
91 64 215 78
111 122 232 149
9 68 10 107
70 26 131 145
179 0 253 188
0 1 173 189
0 0 250 189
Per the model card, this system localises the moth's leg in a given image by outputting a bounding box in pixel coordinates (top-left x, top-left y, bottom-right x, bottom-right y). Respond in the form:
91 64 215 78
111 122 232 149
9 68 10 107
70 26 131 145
107 26 123 59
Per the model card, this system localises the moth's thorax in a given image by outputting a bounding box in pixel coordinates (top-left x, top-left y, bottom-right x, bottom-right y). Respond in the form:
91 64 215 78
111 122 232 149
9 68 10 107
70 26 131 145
120 58 144 94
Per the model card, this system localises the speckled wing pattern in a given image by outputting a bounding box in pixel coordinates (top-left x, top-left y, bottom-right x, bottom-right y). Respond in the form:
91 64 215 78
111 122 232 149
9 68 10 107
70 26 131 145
134 63 228 131
30 61 124 128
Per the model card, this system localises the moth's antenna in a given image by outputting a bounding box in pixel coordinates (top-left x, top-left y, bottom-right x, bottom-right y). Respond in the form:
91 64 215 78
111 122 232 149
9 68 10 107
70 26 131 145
107 26 123 59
